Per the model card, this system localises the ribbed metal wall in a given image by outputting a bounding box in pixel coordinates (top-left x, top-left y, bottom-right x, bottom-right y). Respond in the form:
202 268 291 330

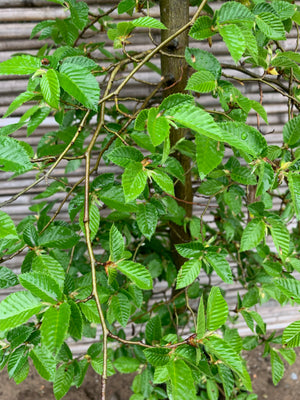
0 0 299 352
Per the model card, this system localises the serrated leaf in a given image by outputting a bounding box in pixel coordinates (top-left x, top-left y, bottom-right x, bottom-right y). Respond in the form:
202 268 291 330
278 348 296 365
283 116 300 146
189 16 215 40
218 1 254 24
27 106 50 136
196 295 205 339
176 259 202 289
7 345 28 378
196 134 224 178
69 0 89 30
32 254 65 289
0 136 32 174
185 48 221 79
167 359 196 400
0 211 18 239
30 346 56 381
136 203 158 240
110 293 130 327
0 55 41 75
270 349 284 385
114 356 140 373
256 161 274 197
79 204 100 241
144 348 170 367
267 216 290 260
68 300 82 340
219 24 245 63
108 146 144 168
122 161 148 202
53 364 74 400
186 71 217 93
3 91 37 118
63 56 98 71
56 18 78 46
175 242 204 258
0 266 18 289
275 278 300 303
205 252 233 283
146 315 162 344
58 64 100 111
117 260 153 290
218 364 234 399
240 219 265 251
220 121 267 157
151 169 174 196
79 300 100 324
131 16 167 30
118 0 135 14
39 225 80 249
0 291 41 331
166 103 224 141
148 108 170 146
109 224 125 262
40 69 60 109
288 172 300 220
23 224 39 247
41 303 71 355
19 272 62 303
206 287 228 331
255 12 285 40
283 320 300 347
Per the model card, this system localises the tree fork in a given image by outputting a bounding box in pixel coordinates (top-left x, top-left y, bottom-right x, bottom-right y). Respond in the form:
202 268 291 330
160 0 193 268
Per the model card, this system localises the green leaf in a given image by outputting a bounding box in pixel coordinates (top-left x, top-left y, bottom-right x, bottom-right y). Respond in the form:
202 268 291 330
118 0 135 14
196 134 224 178
19 272 62 303
41 303 71 355
131 16 167 30
63 56 98 71
108 146 144 168
288 172 300 219
159 93 195 112
39 225 80 249
219 24 245 63
189 16 215 40
56 18 78 46
91 357 115 376
110 293 130 327
205 252 233 284
206 287 228 331
27 106 50 136
185 48 221 79
58 64 100 111
68 300 83 340
283 116 300 146
0 136 32 174
218 364 234 399
267 216 290 260
79 203 100 241
240 219 265 252
278 348 296 366
283 320 300 347
275 278 300 303
255 12 285 40
69 0 89 30
109 224 125 262
272 0 296 20
176 259 202 289
218 1 254 23
7 345 28 378
151 169 174 196
117 260 153 290
30 346 56 381
256 161 274 197
270 349 284 385
53 364 74 400
220 121 267 157
144 348 170 367
148 108 170 146
114 357 140 373
206 379 219 400
196 295 205 339
0 55 41 75
146 315 162 344
0 211 18 239
166 103 224 141
40 69 60 109
175 241 204 258
32 254 65 289
99 186 138 212
0 266 18 289
0 291 41 331
23 224 39 247
136 203 158 240
80 300 100 324
3 91 37 118
122 161 148 202
167 359 196 400
186 71 217 93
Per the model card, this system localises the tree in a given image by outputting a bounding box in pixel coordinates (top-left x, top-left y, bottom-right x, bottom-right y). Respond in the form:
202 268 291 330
0 0 300 399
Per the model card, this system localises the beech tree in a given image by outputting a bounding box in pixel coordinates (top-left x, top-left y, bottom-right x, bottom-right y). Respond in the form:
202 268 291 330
1 0 300 399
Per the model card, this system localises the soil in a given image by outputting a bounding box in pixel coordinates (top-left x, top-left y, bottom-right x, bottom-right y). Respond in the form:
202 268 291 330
1 344 300 400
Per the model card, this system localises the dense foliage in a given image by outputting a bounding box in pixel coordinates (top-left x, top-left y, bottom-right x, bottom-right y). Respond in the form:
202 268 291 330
1 0 300 399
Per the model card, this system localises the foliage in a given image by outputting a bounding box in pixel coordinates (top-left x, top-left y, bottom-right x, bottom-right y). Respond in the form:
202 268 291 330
0 0 300 399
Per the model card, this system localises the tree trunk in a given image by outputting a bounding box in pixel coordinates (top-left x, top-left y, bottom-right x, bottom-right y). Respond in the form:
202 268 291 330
160 0 193 268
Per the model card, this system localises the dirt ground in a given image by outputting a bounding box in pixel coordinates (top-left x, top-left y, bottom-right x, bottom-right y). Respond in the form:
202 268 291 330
1 344 300 400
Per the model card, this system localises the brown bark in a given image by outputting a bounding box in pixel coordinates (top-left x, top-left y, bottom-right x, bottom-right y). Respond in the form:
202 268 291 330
160 0 193 268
